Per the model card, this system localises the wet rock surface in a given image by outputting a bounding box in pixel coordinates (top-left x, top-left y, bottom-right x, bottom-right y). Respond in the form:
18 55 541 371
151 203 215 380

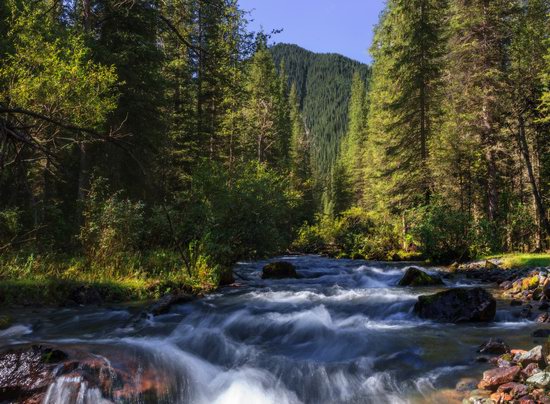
414 287 496 323
261 261 298 279
397 266 444 286
0 344 171 403
468 340 550 403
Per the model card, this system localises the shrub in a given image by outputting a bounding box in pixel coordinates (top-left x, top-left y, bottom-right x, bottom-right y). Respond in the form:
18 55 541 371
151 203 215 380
0 208 21 250
408 199 470 263
80 177 145 267
179 162 300 265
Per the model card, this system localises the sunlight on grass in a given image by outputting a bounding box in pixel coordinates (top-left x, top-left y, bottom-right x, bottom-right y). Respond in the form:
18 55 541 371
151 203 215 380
485 253 550 269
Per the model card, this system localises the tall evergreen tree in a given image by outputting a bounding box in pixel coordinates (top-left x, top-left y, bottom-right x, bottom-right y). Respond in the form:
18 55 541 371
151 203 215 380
365 0 446 215
340 71 368 203
435 0 515 233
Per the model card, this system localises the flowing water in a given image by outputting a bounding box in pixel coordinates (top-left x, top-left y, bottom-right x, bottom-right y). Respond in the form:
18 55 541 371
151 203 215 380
0 256 543 403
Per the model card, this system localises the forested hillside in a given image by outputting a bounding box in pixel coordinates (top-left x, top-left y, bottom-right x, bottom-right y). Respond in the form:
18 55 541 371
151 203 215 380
297 0 550 263
271 44 371 214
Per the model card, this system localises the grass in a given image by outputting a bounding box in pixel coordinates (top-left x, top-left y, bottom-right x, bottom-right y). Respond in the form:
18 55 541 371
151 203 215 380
484 253 550 269
0 250 220 307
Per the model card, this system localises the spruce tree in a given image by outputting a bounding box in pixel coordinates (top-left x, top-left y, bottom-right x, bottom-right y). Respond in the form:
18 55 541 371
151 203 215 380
365 0 446 215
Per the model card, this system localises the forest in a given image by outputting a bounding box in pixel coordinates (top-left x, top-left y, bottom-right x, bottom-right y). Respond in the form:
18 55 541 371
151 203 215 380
0 0 550 301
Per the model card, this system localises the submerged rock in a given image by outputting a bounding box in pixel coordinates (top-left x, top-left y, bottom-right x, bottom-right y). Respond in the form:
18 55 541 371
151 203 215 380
414 287 496 323
149 292 196 316
262 261 297 279
478 338 510 355
397 267 443 287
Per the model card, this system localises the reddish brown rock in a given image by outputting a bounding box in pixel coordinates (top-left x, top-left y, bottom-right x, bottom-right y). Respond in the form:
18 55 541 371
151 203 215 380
478 366 521 391
497 382 528 398
521 363 541 379
514 345 546 368
491 391 513 402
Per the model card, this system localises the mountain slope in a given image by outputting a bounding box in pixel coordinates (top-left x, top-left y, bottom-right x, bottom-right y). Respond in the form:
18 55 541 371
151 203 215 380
270 43 371 178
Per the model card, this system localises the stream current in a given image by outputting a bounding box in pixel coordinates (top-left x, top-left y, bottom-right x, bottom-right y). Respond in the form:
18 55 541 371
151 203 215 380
0 256 542 403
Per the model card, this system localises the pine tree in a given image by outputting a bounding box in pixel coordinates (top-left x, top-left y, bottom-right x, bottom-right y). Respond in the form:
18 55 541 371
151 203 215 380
340 71 368 203
506 0 550 247
436 0 515 231
240 36 289 166
365 0 446 215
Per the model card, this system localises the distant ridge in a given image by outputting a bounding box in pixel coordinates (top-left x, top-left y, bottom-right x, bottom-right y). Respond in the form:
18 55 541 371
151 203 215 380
270 43 370 177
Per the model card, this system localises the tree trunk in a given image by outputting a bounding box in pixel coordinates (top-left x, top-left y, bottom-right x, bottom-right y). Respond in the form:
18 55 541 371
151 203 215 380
517 115 550 247
77 0 92 202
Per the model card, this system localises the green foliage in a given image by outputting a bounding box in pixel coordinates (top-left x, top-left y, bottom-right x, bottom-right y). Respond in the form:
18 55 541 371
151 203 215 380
1 1 118 129
271 43 371 211
0 208 21 248
292 208 400 260
181 162 300 265
80 178 145 266
408 199 470 263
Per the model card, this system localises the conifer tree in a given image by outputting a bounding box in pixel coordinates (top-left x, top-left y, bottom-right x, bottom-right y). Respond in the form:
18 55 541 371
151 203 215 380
340 71 368 203
365 0 446 215
436 0 515 230
241 36 290 166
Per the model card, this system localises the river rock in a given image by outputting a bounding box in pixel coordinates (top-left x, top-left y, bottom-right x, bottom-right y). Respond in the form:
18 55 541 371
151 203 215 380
478 366 521 391
218 267 235 286
521 363 541 379
414 287 496 323
397 267 443 287
69 285 103 306
526 372 550 388
0 345 66 402
478 338 510 355
536 313 550 323
149 292 196 316
262 261 298 279
514 345 546 368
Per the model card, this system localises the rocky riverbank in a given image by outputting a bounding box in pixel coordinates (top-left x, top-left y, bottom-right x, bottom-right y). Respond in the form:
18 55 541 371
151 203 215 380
466 340 550 403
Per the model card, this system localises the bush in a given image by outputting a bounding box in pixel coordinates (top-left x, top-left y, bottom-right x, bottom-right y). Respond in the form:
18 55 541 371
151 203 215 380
0 208 21 249
408 199 470 263
178 162 300 265
80 177 145 267
292 208 400 260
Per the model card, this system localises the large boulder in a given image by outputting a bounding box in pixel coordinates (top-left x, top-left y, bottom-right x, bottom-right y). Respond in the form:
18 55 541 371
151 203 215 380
0 345 66 402
513 345 546 368
397 267 443 287
0 344 172 403
262 262 297 279
414 287 496 323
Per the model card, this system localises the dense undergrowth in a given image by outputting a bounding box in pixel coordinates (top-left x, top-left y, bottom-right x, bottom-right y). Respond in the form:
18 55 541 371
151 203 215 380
0 163 303 306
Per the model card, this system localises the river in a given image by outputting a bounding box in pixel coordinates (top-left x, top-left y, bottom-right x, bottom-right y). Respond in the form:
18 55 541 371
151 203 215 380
0 256 541 403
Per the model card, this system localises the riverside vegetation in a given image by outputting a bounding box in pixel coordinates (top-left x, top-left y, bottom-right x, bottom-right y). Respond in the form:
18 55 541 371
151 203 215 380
1 0 550 304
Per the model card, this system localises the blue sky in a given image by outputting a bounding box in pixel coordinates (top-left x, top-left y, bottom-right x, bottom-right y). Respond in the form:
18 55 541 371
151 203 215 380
238 0 386 64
